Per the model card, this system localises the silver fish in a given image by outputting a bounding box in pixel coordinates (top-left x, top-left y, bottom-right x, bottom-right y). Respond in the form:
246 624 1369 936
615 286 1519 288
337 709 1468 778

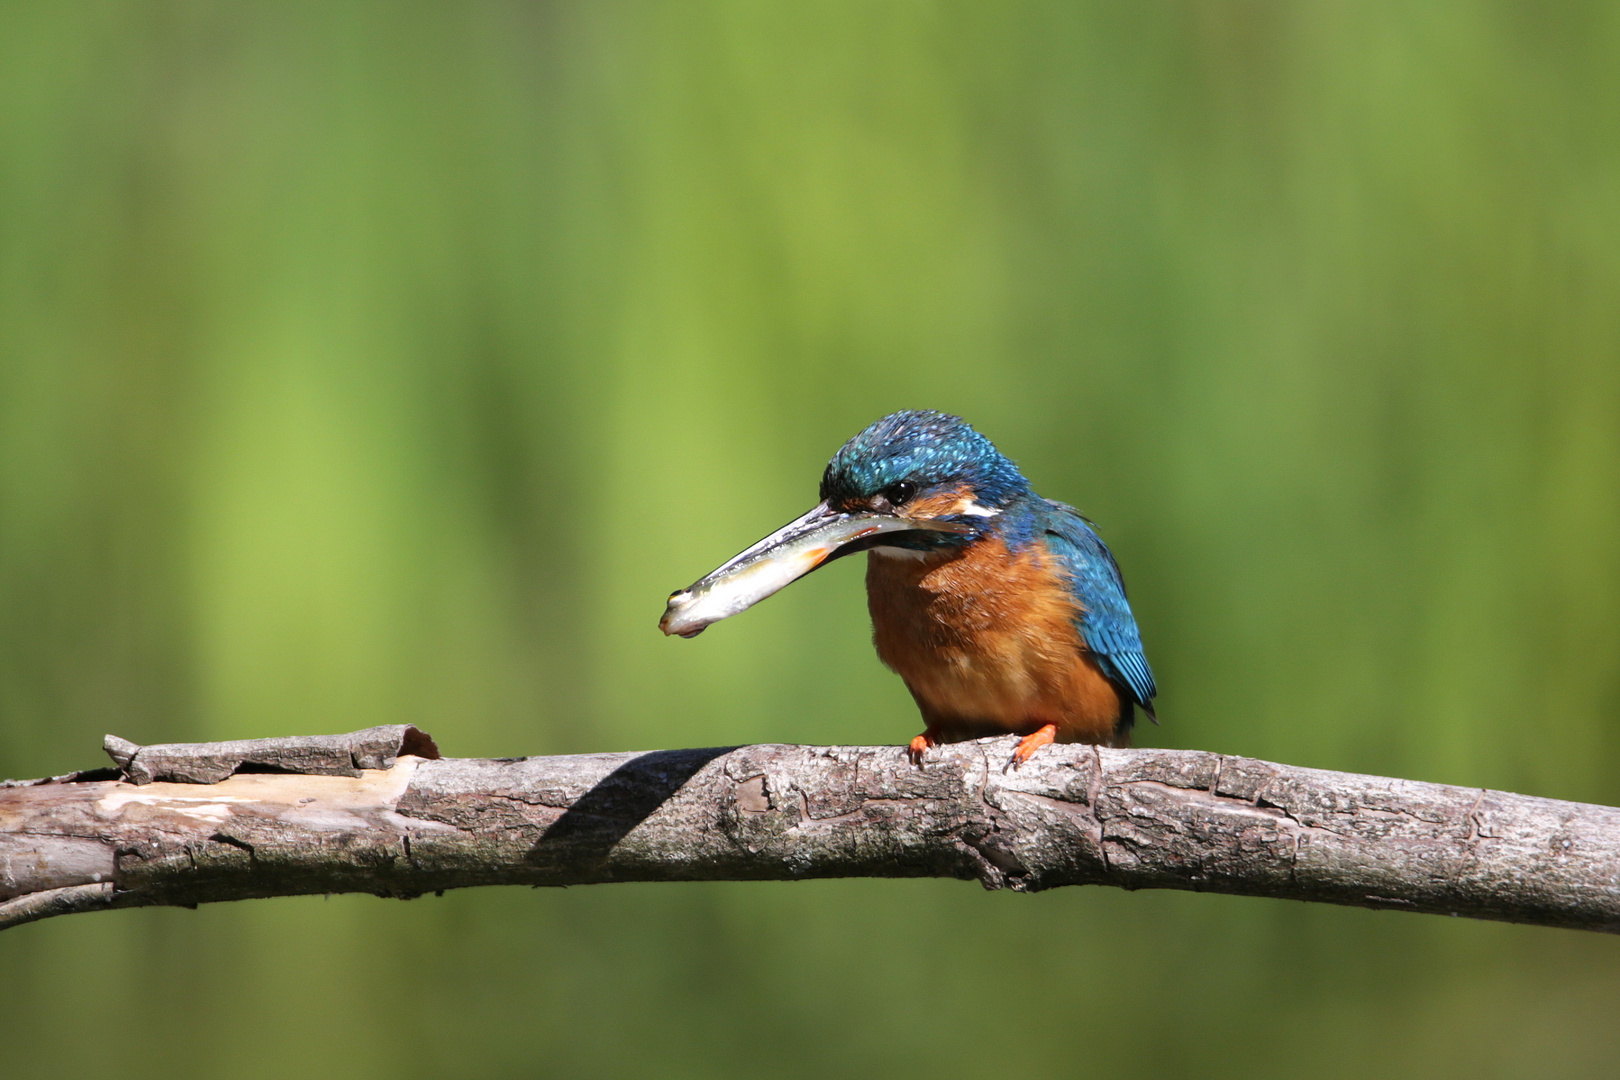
659 501 965 638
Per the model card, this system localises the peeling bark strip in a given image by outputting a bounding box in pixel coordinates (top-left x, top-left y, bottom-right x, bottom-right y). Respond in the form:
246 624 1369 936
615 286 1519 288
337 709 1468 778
2 729 1618 934
101 725 440 785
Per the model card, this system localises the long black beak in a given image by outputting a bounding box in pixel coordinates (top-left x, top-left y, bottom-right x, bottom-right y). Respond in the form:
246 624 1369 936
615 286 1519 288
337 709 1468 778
659 501 965 637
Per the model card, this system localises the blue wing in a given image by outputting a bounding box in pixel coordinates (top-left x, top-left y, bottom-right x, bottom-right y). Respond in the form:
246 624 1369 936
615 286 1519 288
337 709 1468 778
1038 500 1157 716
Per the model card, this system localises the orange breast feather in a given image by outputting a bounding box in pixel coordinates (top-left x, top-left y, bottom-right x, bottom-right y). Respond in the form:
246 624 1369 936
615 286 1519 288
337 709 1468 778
865 538 1126 745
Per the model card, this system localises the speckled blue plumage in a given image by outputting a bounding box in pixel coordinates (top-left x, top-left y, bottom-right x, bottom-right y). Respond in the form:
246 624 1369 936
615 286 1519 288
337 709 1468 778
821 409 1032 509
1034 499 1158 718
826 410 1157 721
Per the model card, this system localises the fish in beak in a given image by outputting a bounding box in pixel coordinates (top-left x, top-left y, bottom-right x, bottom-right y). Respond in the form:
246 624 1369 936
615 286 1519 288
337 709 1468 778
659 501 967 638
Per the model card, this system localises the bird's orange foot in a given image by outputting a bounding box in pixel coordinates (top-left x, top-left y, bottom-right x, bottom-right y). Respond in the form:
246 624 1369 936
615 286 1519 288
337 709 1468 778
1009 724 1059 769
908 730 940 768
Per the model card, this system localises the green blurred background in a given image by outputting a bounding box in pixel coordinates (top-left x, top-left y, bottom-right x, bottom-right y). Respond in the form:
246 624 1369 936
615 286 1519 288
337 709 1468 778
3 2 1619 1077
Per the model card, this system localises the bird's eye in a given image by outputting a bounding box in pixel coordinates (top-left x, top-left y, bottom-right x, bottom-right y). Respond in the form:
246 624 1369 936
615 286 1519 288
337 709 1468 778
882 481 918 506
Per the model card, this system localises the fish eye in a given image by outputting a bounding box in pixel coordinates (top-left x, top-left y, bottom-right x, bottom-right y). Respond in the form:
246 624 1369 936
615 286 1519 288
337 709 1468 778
882 481 917 506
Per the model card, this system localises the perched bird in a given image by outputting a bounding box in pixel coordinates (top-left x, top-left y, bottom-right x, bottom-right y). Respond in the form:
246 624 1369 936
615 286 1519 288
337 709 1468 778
659 410 1156 765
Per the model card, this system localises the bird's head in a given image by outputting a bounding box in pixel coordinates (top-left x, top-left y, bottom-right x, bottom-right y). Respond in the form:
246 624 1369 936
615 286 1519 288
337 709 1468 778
660 410 1030 637
819 409 1031 532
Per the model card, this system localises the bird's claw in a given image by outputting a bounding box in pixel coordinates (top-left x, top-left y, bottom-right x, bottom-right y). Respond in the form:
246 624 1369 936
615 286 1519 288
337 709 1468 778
1006 724 1059 772
907 732 938 769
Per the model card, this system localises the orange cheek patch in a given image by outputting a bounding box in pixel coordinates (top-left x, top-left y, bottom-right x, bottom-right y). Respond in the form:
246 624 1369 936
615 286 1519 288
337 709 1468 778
901 486 977 520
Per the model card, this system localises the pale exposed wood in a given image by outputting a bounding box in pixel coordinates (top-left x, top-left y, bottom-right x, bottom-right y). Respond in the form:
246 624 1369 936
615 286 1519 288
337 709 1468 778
2 729 1617 933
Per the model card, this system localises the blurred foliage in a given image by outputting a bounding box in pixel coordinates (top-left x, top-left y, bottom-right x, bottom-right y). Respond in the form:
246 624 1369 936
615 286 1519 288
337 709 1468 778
3 3 1619 1077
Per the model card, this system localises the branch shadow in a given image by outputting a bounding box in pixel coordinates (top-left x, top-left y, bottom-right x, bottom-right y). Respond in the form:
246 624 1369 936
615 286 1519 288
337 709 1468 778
527 746 737 875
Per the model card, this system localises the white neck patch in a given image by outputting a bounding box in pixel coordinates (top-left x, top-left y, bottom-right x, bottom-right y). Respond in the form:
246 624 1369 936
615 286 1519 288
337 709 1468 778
953 498 1000 518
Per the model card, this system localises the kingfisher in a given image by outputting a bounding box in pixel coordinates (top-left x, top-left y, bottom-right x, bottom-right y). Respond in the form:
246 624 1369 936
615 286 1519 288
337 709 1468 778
658 410 1156 766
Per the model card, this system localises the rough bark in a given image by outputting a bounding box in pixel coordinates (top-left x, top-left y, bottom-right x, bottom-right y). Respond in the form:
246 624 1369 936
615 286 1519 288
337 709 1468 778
2 727 1617 934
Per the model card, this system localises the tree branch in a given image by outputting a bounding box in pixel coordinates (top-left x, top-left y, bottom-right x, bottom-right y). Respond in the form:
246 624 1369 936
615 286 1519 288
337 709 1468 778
3 727 1617 933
